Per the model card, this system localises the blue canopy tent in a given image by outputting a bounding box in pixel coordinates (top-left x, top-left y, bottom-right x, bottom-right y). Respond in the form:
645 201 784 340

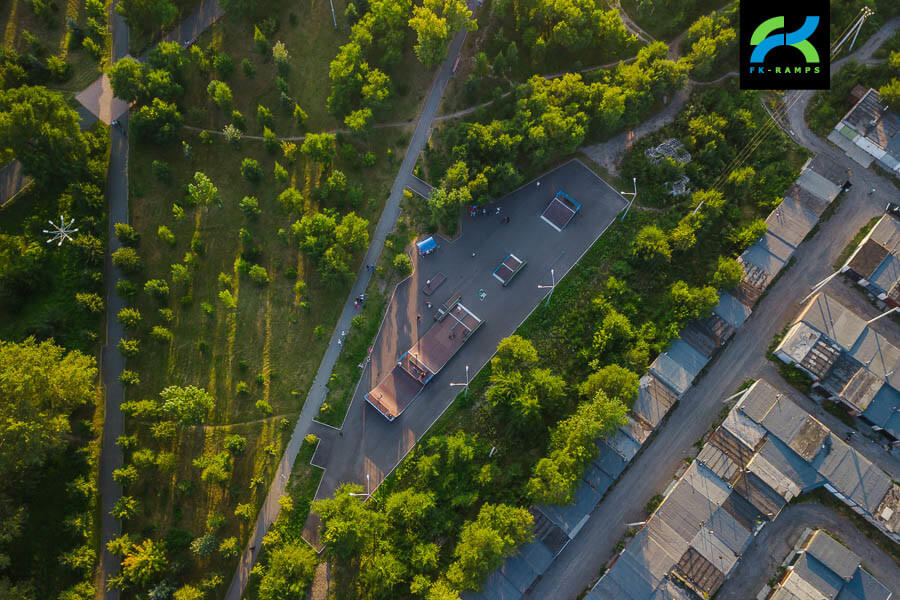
416 236 439 256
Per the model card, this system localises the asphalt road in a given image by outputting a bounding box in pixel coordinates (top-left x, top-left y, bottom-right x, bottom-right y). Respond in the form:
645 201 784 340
716 503 900 599
223 24 474 600
523 23 900 600
97 2 129 598
302 161 626 542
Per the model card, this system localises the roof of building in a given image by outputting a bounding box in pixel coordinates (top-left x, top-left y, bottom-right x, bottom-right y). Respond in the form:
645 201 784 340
741 240 788 278
785 181 831 217
847 238 890 278
796 294 868 350
714 292 752 329
811 433 893 514
847 327 900 389
874 483 900 535
840 367 885 412
786 553 845 599
805 530 860 581
649 351 694 395
665 339 710 380
775 322 842 380
835 568 893 600
796 168 842 205
806 154 851 187
840 88 900 159
634 373 679 428
767 195 819 248
862 384 900 439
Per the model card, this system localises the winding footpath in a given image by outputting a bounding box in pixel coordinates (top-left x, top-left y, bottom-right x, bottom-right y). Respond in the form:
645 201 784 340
524 18 900 600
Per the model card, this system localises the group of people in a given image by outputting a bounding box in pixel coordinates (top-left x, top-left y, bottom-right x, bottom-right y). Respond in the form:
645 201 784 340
354 293 367 309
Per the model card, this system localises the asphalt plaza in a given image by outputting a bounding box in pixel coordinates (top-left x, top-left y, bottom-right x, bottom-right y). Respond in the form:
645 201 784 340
305 159 627 541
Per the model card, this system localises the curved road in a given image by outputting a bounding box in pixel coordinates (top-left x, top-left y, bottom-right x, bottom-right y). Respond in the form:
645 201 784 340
717 502 900 599
524 18 900 600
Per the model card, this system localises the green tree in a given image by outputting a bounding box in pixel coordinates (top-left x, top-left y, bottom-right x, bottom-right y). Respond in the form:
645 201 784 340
300 133 336 165
108 57 147 104
131 98 183 144
159 385 214 426
0 338 96 480
116 0 177 35
345 107 373 133
711 256 743 289
0 86 89 183
112 247 142 274
111 538 167 589
256 541 318 600
577 365 639 407
187 171 219 206
632 224 671 262
445 503 533 591
117 307 142 329
335 212 370 253
207 80 233 111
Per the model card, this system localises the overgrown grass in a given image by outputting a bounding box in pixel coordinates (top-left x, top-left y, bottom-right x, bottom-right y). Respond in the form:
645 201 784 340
181 0 432 137
124 125 404 591
0 0 109 91
621 0 730 40
834 216 880 270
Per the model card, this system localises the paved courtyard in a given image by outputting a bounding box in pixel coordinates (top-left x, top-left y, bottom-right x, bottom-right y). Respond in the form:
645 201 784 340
304 159 626 541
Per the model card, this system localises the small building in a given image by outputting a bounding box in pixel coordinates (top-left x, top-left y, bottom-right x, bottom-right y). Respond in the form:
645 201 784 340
773 293 900 443
766 529 893 600
841 214 900 307
828 88 900 174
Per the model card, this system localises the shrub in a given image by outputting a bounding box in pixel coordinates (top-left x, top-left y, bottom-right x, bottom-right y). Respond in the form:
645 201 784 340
241 158 262 183
150 326 173 343
190 534 217 557
293 103 307 126
249 264 270 285
75 292 104 313
231 109 247 131
117 338 140 358
201 302 214 317
120 370 140 386
241 58 255 78
234 503 254 521
263 127 278 153
144 279 170 301
219 290 237 310
272 40 290 73
112 247 142 274
273 161 288 185
117 307 142 329
393 252 412 275
277 187 302 213
305 433 318 445
224 434 247 454
218 537 240 558
112 465 138 486
223 124 242 146
255 399 273 415
159 308 175 322
115 223 140 247
253 26 268 55
151 160 172 183
235 196 259 220
156 225 176 246
257 104 273 129
214 53 234 79
116 279 138 298
294 279 307 298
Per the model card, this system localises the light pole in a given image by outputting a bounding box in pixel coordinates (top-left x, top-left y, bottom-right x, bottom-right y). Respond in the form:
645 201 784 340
43 215 78 246
538 268 556 306
450 365 470 397
620 177 637 221
867 306 899 325
349 473 371 499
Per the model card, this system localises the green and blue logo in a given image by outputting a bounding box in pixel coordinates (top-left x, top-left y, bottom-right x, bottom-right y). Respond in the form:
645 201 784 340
740 4 829 90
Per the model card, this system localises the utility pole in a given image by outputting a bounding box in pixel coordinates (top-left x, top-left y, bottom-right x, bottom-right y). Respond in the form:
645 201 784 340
349 473 371 499
620 177 637 221
450 365 470 397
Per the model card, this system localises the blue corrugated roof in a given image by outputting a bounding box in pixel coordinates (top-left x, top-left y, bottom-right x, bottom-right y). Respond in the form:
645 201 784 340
539 481 601 537
862 384 900 439
714 292 752 328
665 339 710 379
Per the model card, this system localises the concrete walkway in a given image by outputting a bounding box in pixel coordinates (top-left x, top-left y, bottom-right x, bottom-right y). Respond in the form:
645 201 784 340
717 503 900 600
406 173 434 198
222 25 473 600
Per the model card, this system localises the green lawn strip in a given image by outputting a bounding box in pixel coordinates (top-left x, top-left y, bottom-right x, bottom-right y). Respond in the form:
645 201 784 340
243 438 323 600
317 218 417 427
834 215 880 270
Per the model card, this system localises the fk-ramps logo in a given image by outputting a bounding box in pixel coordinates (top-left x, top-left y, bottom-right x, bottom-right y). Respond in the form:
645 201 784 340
740 2 830 90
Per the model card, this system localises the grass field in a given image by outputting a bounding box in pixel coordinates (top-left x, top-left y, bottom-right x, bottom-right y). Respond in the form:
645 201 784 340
182 0 433 137
124 119 408 588
0 0 109 92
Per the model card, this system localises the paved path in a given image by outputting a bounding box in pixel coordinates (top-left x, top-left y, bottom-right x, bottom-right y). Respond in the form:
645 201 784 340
717 503 900 600
524 20 900 600
96 1 129 597
406 173 434 198
222 25 473 600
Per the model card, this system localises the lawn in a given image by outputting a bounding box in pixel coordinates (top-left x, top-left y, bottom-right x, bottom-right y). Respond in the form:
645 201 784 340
181 0 433 137
123 119 408 591
0 0 109 92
